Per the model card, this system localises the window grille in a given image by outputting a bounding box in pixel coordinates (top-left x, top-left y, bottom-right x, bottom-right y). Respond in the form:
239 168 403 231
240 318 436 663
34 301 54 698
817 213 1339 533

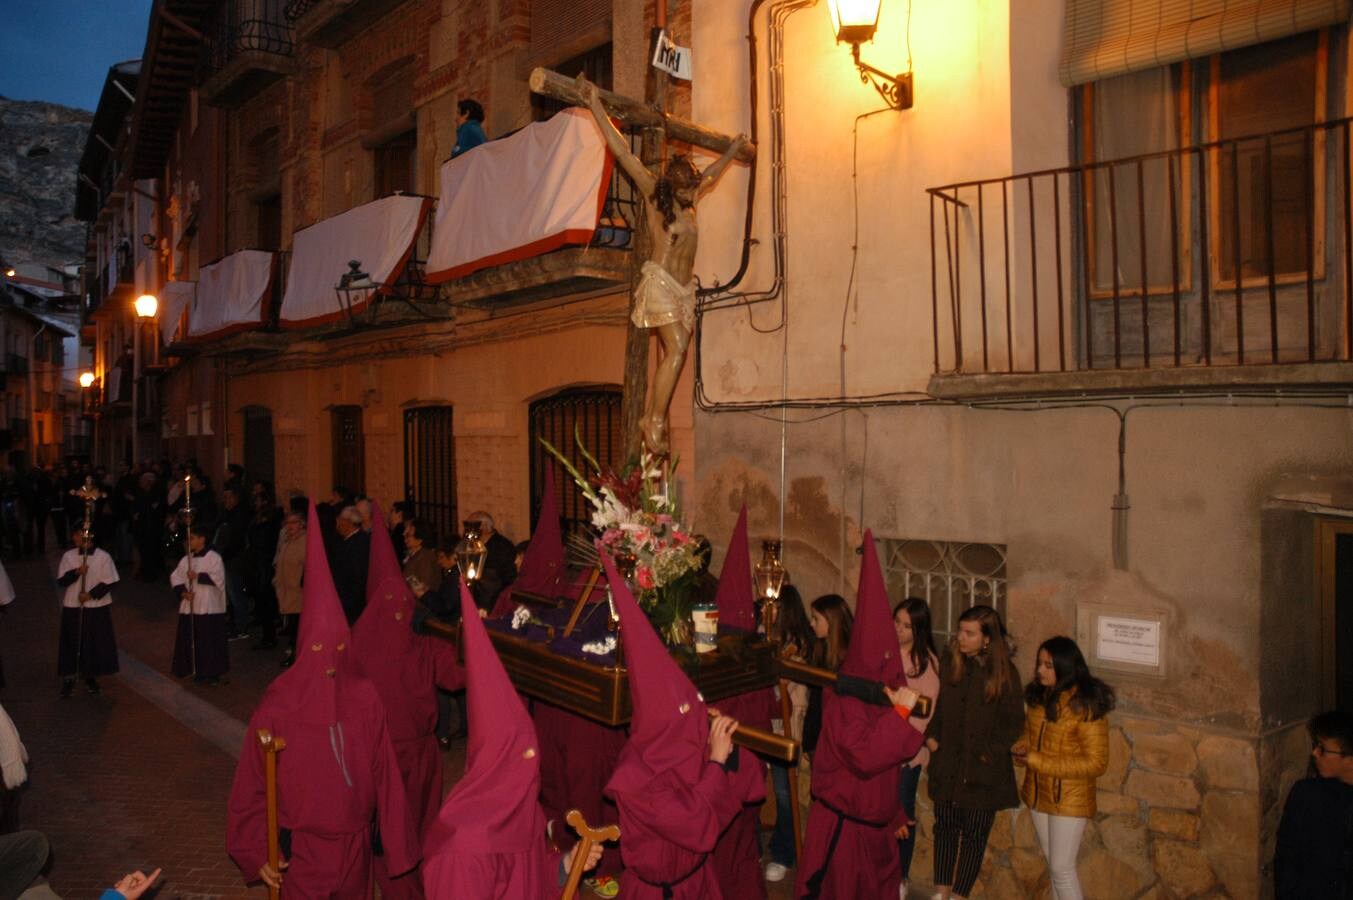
528 387 622 541
330 405 365 496
403 405 457 546
876 537 1008 641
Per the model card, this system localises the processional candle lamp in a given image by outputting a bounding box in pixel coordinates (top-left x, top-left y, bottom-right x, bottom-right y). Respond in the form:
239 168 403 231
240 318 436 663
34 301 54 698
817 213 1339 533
455 520 489 584
754 539 787 640
608 550 638 668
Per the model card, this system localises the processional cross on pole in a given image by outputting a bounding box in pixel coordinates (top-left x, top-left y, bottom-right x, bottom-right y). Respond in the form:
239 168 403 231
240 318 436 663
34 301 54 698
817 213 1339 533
529 21 755 461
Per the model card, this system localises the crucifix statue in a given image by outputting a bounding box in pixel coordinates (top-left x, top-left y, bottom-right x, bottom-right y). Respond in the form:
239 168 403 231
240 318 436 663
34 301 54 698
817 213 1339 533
528 67 755 458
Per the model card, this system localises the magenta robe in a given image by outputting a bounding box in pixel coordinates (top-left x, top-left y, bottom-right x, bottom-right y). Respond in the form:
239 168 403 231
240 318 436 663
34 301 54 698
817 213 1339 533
422 843 564 898
227 678 419 898
793 694 924 900
609 760 743 899
707 689 776 900
364 637 463 899
534 701 625 875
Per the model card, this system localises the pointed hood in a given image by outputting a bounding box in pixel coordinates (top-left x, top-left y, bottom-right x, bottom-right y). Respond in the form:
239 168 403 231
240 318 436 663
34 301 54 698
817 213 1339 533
841 529 905 685
269 500 352 724
604 553 709 795
713 504 755 632
353 501 417 657
516 466 566 594
425 578 545 855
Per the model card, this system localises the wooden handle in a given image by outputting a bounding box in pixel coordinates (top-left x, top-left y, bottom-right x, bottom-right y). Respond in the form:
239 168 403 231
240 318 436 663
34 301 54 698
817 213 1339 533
706 710 798 763
258 729 286 900
559 809 620 900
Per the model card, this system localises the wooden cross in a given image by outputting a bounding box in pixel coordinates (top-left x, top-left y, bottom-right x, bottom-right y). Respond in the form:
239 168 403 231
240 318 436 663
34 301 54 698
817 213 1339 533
530 22 756 459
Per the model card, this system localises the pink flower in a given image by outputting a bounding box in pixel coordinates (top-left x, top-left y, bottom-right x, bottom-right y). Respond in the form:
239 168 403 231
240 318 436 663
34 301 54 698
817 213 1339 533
636 566 656 590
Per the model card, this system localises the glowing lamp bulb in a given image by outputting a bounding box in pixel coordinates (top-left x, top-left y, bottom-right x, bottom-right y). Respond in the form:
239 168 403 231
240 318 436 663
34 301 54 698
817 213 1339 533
134 293 158 318
79 372 95 388
827 0 883 43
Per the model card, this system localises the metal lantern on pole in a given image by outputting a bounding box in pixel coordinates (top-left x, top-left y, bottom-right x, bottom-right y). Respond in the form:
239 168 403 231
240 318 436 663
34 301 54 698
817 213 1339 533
334 260 375 326
455 519 489 584
824 0 914 109
754 539 787 601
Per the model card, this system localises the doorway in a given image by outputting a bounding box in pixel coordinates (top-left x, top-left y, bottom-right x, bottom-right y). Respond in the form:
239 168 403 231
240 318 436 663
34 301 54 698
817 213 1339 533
1319 518 1353 712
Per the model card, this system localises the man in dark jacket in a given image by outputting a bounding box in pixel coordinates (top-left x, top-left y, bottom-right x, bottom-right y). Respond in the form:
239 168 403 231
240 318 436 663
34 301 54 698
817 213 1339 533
468 510 516 593
1275 710 1353 898
327 505 370 624
213 486 253 639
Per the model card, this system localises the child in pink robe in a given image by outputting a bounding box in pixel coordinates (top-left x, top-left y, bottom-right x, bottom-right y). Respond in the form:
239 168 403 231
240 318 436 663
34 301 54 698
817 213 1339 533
353 502 465 898
227 502 419 898
795 531 925 900
602 554 746 899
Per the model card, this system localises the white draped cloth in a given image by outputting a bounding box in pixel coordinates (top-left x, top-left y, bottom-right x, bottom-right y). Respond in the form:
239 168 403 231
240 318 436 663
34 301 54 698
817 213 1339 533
190 250 275 339
159 280 196 345
426 108 613 283
279 194 432 327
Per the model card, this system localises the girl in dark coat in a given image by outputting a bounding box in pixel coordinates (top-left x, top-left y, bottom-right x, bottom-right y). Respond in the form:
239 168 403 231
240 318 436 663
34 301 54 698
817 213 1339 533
924 604 1024 900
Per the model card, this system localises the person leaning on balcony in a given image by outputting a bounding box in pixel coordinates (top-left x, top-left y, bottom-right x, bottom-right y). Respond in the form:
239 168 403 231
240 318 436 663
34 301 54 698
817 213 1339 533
924 605 1024 900
1274 710 1353 898
452 98 487 158
1012 636 1114 900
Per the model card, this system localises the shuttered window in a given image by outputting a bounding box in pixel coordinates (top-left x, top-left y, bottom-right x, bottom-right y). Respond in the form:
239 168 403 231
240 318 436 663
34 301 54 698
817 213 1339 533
1060 0 1349 86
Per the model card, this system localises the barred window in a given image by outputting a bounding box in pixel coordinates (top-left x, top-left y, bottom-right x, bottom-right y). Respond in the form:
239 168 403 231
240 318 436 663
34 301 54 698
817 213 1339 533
876 537 1008 641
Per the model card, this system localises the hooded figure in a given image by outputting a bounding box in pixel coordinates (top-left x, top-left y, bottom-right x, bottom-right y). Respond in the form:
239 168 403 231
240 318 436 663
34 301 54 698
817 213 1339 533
603 554 743 899
353 502 464 899
227 501 419 898
795 530 925 900
491 466 566 618
422 578 566 898
705 505 773 900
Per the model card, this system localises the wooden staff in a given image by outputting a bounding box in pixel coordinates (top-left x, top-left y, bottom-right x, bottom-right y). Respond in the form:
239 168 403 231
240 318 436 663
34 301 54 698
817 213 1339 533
706 709 797 763
70 477 103 681
778 678 804 864
559 809 620 900
257 729 286 900
182 476 197 678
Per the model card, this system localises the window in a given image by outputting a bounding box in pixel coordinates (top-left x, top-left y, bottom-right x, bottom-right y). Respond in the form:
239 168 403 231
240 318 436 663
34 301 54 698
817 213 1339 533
256 193 282 251
403 406 457 546
876 537 1007 642
1212 30 1326 286
1081 64 1192 297
528 386 622 539
242 406 275 487
330 405 364 496
532 43 612 122
374 131 416 197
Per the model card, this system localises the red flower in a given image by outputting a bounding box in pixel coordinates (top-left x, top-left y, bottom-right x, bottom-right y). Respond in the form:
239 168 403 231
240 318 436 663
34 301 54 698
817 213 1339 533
636 566 656 590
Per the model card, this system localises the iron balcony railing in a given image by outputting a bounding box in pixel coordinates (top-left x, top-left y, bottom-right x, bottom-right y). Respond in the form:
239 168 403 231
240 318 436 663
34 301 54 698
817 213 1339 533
203 0 295 74
282 0 321 18
590 131 643 250
928 117 1353 375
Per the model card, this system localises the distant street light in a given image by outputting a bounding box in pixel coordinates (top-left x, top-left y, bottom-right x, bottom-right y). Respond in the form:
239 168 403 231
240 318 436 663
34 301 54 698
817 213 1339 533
79 371 95 388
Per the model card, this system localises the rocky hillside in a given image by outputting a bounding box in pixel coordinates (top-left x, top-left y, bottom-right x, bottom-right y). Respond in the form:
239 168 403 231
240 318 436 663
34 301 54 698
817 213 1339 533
0 96 91 269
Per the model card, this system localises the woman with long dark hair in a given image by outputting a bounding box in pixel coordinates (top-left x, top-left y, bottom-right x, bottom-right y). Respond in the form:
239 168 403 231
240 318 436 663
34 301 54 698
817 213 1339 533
1014 636 1114 899
925 604 1024 900
802 595 853 761
893 597 940 896
765 585 815 882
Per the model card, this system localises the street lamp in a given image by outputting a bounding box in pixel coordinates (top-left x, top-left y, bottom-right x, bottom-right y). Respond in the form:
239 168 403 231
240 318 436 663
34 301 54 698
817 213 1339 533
79 371 95 388
825 0 913 109
334 260 375 327
132 294 158 465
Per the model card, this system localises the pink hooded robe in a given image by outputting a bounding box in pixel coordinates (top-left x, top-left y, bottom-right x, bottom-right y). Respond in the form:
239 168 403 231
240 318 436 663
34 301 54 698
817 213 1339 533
421 578 564 899
353 502 465 899
706 505 773 900
794 530 924 900
602 554 744 899
505 467 626 876
227 502 419 899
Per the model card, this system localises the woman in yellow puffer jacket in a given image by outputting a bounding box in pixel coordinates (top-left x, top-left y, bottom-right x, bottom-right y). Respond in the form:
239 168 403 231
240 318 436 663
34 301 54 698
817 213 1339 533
1014 636 1115 900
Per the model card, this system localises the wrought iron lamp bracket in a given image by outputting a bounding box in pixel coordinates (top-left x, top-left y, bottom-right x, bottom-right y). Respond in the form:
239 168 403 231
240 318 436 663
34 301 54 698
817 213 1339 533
851 43 913 110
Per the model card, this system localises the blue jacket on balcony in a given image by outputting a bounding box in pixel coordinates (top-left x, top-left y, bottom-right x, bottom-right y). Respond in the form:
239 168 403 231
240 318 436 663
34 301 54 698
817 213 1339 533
452 120 486 159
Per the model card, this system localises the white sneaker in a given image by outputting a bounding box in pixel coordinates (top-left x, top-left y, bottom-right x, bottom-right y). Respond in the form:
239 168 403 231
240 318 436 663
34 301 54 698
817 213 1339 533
764 862 789 882
898 879 908 899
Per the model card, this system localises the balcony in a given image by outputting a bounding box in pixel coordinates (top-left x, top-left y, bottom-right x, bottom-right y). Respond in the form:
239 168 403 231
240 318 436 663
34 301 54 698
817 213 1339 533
285 0 409 49
199 0 296 108
927 119 1353 399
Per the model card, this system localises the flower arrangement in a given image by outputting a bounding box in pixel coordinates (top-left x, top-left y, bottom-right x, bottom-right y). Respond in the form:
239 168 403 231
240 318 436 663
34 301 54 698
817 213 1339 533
541 435 706 647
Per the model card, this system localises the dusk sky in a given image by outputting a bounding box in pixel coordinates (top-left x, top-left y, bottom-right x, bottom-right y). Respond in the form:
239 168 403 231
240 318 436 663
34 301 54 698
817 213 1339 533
0 1 155 111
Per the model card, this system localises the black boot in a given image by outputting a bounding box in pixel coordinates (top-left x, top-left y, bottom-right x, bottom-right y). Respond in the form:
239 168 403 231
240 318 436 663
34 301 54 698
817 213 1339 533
60 678 74 698
85 678 100 695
